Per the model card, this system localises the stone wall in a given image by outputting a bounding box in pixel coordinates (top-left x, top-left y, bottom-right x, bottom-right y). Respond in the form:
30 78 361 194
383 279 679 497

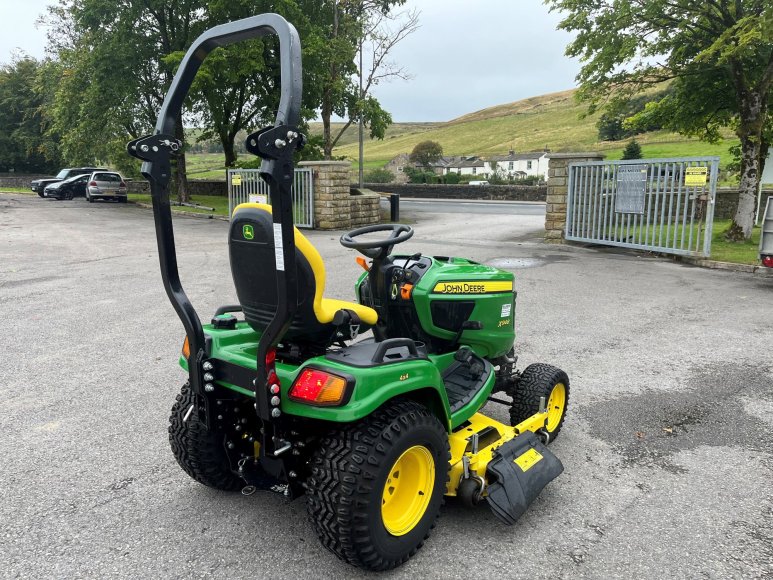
545 153 605 242
365 182 546 201
0 174 51 188
127 179 227 196
299 161 380 230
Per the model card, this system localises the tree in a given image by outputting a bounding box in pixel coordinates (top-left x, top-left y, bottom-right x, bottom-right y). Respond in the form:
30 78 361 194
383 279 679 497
182 0 323 168
316 1 417 159
548 0 773 240
0 55 62 173
46 0 206 200
622 140 642 160
409 140 443 168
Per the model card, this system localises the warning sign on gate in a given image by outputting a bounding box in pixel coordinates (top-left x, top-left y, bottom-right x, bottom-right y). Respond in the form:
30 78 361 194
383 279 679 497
615 165 648 214
232 174 242 186
685 166 708 186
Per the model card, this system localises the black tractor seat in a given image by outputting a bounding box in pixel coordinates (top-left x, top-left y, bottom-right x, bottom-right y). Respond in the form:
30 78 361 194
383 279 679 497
229 203 377 345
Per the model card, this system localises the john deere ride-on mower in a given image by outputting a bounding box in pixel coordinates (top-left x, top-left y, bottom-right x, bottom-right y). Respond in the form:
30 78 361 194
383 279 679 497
129 14 570 571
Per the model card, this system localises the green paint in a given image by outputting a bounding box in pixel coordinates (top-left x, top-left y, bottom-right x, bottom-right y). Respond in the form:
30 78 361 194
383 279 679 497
180 254 515 430
242 224 254 240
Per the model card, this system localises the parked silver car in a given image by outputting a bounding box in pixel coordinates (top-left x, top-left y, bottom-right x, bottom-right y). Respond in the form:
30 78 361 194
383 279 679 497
86 171 128 203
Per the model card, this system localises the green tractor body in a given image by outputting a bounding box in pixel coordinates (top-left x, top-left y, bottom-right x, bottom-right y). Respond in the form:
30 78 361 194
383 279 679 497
185 254 517 431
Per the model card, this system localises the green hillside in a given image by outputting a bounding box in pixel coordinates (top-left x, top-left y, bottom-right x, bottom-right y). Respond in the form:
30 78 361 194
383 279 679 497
334 89 738 170
186 88 739 179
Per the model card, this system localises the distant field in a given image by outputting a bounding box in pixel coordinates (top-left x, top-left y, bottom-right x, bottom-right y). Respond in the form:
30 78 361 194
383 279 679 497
186 88 740 181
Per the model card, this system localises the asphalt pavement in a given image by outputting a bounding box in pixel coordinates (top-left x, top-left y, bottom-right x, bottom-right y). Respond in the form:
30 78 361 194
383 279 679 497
1 193 772 579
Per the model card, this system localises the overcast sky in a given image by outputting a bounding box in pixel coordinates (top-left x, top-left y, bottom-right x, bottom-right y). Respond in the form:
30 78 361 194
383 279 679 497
0 0 580 122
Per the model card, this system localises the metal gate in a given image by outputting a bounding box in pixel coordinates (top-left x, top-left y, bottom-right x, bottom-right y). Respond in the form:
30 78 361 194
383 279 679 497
565 157 719 257
227 168 314 228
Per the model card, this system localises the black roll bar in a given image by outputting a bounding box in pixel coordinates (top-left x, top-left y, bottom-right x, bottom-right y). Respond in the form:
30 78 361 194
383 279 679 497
128 14 303 425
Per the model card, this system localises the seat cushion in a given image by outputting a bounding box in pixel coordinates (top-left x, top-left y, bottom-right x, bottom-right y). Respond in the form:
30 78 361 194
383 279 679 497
319 298 378 325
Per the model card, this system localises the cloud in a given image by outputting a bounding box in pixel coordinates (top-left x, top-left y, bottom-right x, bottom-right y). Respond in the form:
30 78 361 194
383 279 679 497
366 0 580 120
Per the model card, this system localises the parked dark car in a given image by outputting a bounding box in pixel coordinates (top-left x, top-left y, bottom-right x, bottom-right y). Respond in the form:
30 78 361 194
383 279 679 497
43 173 91 200
31 167 104 197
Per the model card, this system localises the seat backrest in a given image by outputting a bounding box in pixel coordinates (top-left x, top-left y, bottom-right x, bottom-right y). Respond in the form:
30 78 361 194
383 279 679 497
229 203 331 343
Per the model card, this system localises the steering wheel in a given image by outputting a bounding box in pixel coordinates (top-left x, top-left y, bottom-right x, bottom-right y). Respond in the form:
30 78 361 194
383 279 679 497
339 223 414 259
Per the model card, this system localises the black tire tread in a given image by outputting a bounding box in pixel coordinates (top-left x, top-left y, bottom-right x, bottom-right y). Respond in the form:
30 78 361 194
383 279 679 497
510 363 570 441
306 399 449 571
168 382 242 491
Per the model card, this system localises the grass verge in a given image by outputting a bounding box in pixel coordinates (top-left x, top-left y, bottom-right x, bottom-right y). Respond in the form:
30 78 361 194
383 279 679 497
0 187 35 194
128 193 229 216
709 219 762 265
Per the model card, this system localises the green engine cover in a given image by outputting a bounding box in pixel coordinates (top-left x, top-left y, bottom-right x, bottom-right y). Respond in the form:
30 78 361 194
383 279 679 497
357 255 516 358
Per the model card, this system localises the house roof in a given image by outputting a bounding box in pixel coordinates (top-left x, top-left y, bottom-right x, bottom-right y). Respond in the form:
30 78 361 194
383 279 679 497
488 151 547 162
445 156 484 168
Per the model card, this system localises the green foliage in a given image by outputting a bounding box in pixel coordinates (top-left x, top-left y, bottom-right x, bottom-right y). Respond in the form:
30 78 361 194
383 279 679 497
363 168 394 183
442 172 461 184
0 57 62 173
403 166 437 183
621 140 642 160
548 0 773 239
409 140 443 168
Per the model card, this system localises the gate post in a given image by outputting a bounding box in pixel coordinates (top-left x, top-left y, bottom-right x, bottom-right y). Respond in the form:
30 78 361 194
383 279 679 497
545 152 604 243
298 160 352 230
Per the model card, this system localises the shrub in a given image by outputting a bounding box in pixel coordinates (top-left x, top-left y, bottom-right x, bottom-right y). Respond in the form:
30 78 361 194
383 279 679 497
622 139 643 160
364 168 395 183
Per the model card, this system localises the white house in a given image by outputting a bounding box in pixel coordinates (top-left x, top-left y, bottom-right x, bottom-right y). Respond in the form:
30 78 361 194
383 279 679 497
485 150 549 181
444 156 487 176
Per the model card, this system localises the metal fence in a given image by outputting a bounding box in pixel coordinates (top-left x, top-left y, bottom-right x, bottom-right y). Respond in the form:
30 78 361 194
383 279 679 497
565 157 720 257
227 168 314 228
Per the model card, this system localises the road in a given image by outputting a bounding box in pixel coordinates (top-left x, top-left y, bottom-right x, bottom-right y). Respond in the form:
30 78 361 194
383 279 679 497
1 193 772 579
398 198 546 215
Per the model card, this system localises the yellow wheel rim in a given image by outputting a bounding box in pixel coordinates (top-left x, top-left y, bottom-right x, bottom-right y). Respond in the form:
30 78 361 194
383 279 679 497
381 445 435 536
546 382 566 431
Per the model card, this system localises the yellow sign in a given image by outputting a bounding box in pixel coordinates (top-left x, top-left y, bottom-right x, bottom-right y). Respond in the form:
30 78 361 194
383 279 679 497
432 280 513 294
232 174 242 186
685 166 708 186
513 448 543 472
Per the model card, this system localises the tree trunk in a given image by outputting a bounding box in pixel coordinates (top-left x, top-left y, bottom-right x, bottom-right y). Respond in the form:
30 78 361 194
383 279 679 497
322 98 334 159
222 133 237 168
174 119 189 203
726 92 766 241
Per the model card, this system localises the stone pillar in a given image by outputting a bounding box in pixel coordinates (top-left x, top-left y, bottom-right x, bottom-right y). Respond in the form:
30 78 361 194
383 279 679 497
545 152 605 242
299 160 352 230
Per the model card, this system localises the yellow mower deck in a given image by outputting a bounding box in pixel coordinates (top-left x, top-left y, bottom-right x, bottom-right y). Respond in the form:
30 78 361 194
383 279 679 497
446 409 549 496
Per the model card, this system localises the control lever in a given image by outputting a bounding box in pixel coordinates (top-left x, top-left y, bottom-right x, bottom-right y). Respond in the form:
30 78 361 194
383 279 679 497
452 320 483 348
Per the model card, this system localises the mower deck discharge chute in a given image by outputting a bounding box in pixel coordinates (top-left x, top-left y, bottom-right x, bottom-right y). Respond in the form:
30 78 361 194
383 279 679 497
129 13 570 571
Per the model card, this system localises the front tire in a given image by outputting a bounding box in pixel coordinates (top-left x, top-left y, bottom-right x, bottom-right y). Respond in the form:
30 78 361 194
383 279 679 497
306 400 449 571
510 363 569 441
168 382 243 491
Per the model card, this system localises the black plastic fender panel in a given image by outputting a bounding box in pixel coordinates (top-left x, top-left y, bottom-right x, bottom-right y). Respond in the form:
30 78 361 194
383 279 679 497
485 431 563 525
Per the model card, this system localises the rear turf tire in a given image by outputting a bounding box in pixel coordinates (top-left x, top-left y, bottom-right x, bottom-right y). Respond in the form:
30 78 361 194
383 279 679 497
306 400 449 571
168 382 242 491
510 363 569 442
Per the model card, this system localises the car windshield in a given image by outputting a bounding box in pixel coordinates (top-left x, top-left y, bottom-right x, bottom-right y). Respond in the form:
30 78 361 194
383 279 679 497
93 173 122 182
55 170 69 179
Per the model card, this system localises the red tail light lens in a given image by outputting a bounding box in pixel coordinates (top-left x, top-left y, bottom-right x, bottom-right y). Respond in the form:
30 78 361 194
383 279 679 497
762 255 773 268
89 181 97 186
289 369 348 406
120 181 127 188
